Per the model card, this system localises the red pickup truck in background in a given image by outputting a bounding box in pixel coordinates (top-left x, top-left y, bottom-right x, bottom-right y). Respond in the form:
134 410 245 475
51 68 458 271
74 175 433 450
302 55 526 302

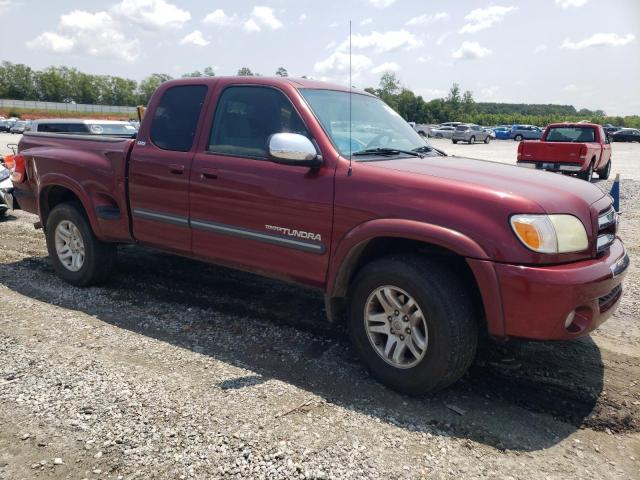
517 123 612 181
7 77 629 394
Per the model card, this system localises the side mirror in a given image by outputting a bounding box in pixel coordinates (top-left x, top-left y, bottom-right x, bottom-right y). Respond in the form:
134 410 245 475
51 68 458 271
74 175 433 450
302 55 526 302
268 133 322 167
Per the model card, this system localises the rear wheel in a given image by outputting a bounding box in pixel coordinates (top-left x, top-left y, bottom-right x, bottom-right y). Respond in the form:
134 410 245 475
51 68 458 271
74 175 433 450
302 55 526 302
452 140 458 144
578 161 594 182
484 135 491 144
514 134 523 141
468 136 475 144
45 202 116 286
349 255 478 394
597 159 611 180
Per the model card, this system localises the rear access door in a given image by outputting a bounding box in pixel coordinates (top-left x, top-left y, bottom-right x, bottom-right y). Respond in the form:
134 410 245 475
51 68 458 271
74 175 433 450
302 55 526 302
128 83 208 254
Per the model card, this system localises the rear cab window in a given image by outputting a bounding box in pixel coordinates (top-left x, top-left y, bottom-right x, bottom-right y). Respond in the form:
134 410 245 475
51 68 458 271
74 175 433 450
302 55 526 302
545 126 596 142
150 85 208 151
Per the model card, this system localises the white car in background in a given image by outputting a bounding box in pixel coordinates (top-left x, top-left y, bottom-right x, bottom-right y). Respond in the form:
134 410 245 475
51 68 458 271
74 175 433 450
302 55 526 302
429 125 456 139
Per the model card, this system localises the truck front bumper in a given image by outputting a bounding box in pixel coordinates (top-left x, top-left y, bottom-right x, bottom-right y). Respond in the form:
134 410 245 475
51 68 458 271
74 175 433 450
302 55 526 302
494 238 629 340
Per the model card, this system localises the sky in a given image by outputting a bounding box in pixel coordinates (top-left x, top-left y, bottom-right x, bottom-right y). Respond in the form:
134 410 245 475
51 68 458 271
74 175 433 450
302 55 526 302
0 0 639 115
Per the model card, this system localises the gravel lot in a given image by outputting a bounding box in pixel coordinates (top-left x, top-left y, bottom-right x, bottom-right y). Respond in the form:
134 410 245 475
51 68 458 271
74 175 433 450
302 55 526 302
1 134 639 479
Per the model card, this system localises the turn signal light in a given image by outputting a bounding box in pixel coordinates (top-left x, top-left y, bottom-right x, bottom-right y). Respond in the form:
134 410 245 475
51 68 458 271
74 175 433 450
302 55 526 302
10 154 26 183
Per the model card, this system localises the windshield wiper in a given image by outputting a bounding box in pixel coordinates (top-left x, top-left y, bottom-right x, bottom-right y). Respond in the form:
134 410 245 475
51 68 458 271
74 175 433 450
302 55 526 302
413 145 447 156
352 147 424 158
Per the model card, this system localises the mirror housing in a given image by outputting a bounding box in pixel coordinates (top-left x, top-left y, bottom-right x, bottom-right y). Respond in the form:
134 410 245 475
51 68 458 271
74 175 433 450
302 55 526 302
268 133 322 167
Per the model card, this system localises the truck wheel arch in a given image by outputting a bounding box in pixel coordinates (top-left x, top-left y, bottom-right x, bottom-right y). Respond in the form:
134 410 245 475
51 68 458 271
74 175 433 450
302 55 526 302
39 181 96 234
325 219 502 334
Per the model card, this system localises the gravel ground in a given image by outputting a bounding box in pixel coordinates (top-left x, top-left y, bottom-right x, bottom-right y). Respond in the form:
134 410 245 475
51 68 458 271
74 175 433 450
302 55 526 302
0 137 639 479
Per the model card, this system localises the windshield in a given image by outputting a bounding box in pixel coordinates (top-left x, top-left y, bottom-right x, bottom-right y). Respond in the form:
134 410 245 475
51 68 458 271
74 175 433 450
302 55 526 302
546 126 595 142
299 89 429 158
88 123 137 135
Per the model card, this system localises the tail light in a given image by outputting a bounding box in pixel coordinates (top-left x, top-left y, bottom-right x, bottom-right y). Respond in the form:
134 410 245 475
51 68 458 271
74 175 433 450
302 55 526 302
10 154 26 183
3 154 14 170
579 145 587 159
517 142 523 161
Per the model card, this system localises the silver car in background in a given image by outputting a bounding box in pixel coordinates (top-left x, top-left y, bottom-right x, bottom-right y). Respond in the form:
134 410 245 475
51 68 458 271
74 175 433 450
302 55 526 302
429 125 456 139
451 124 492 144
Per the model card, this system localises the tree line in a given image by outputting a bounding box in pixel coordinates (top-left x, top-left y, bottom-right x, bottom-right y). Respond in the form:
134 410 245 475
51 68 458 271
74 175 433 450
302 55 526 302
365 73 640 128
1 62 638 127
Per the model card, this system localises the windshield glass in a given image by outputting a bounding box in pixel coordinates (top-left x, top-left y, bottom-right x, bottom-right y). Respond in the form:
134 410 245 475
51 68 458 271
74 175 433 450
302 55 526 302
88 123 137 135
546 126 595 142
299 89 429 157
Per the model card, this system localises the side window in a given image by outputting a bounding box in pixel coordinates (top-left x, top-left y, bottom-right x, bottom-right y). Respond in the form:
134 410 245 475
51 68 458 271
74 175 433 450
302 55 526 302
150 85 207 152
208 86 309 158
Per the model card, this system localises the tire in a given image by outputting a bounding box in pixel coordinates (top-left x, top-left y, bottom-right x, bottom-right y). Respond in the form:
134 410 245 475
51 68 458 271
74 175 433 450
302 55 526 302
45 202 116 286
484 135 491 144
349 255 478 395
435 133 443 139
418 131 427 137
468 136 475 144
514 134 523 141
452 140 458 144
597 159 611 180
577 161 594 182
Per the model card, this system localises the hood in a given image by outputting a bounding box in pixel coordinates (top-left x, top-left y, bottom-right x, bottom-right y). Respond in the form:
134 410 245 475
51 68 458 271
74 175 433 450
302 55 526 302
369 155 606 212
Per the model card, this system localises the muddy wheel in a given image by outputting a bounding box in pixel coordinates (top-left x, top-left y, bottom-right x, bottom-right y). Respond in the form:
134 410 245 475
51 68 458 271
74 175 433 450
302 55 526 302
349 255 478 395
598 159 611 180
45 202 116 286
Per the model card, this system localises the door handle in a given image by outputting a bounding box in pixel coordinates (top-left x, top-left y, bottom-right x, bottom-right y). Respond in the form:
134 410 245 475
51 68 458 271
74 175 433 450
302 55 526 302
200 168 219 180
169 164 184 175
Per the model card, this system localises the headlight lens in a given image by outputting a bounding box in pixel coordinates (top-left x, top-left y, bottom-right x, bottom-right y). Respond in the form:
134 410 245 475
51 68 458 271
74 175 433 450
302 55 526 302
510 214 588 253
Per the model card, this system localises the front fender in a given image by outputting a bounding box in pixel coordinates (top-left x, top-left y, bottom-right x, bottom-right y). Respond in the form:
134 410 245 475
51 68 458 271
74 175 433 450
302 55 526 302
327 218 489 297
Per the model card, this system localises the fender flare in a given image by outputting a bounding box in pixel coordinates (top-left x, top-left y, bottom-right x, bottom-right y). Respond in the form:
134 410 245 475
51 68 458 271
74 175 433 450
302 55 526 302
38 174 100 235
327 218 489 298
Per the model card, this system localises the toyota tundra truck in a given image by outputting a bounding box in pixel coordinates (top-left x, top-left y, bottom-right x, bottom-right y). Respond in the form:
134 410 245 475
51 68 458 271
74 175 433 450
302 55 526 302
517 122 612 182
7 77 629 394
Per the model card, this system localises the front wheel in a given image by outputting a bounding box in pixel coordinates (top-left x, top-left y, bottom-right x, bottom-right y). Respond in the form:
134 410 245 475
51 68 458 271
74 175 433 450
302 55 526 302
514 134 523 141
484 135 491 144
45 202 116 286
349 255 478 395
468 136 475 144
452 140 458 144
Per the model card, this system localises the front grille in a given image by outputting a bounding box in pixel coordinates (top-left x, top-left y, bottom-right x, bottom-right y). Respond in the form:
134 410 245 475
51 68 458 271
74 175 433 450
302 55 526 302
596 207 617 254
599 285 622 313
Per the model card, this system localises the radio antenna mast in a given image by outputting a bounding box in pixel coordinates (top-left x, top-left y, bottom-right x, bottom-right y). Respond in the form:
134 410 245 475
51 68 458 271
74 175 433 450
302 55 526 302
348 19 353 176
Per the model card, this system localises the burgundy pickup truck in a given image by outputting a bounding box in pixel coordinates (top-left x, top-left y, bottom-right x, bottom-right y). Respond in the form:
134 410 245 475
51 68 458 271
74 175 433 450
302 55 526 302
517 123 612 181
8 77 629 394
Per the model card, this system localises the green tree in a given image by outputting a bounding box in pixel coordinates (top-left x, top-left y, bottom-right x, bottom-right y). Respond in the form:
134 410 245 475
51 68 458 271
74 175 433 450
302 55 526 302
237 67 254 76
275 67 288 77
137 73 173 105
203 66 215 77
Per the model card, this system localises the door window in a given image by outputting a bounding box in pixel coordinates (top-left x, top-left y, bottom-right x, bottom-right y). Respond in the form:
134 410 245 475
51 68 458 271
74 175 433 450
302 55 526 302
208 86 309 158
150 85 208 152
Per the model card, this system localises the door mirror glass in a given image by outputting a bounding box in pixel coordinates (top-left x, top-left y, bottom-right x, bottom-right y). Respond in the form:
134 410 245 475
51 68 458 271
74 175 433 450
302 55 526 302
268 133 321 167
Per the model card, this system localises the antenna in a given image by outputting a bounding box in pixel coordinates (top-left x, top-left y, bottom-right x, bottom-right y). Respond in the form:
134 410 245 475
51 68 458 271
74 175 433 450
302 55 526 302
348 19 353 177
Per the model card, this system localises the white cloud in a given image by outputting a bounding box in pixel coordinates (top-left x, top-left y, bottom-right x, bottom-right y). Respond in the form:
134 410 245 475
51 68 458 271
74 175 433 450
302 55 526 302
28 8 141 62
180 30 209 46
480 86 499 99
329 22 339 28
417 55 432 63
245 6 283 32
314 51 372 74
111 0 191 29
416 87 446 98
203 9 237 26
26 32 75 53
534 44 547 53
243 18 261 33
436 32 451 45
452 41 492 60
459 5 516 34
561 33 635 49
0 0 12 15
406 12 448 26
360 17 373 26
338 30 422 53
555 0 589 8
371 62 400 74
368 0 398 8
299 13 307 22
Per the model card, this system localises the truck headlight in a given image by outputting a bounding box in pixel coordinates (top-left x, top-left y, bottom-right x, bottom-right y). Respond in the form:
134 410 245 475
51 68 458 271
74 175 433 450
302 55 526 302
510 214 588 253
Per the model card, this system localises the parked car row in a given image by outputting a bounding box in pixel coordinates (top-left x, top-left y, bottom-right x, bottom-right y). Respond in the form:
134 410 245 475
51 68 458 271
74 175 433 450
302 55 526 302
0 118 139 137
